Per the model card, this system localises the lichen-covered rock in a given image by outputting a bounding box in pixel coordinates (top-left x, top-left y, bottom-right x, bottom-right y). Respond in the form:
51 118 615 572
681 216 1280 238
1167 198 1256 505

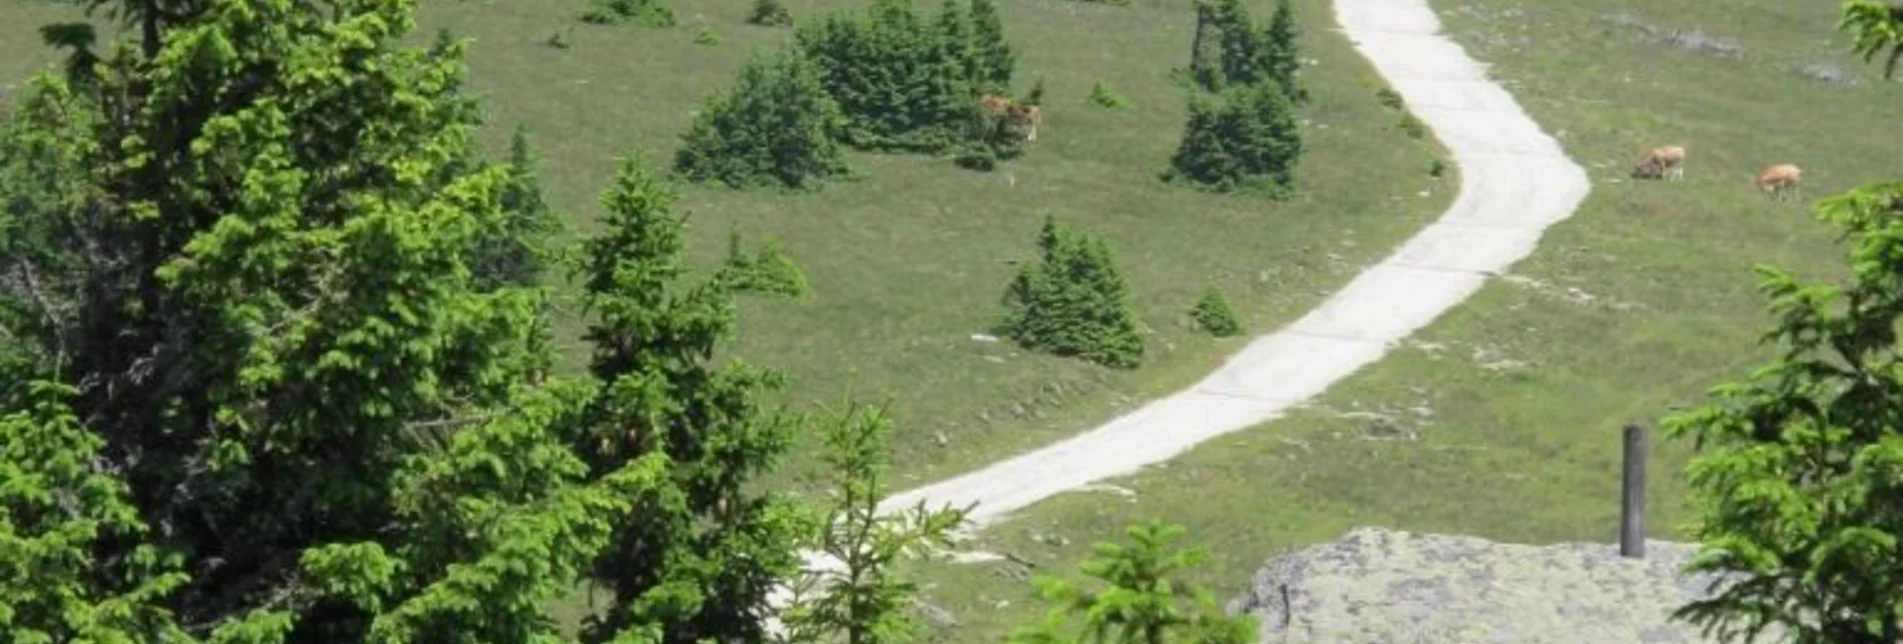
1227 527 1778 644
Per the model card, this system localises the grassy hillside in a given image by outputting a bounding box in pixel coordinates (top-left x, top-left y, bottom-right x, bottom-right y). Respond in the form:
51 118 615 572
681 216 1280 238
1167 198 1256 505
0 0 1451 489
909 0 1903 640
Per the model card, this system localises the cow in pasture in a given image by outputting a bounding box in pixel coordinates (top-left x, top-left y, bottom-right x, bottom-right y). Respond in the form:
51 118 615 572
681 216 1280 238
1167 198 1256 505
1755 163 1803 202
1631 145 1686 182
1010 103 1043 141
977 93 1042 142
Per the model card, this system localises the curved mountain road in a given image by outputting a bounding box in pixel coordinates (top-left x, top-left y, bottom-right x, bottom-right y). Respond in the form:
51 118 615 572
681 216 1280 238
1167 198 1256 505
772 0 1593 621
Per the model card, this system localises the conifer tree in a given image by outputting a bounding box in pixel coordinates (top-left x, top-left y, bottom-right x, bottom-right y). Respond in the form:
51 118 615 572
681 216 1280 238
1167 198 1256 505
1011 522 1256 644
473 124 561 289
0 0 673 638
574 157 806 644
1165 80 1302 195
1262 0 1307 102
968 0 1015 93
675 47 851 189
777 404 969 644
1002 217 1146 369
1190 284 1243 337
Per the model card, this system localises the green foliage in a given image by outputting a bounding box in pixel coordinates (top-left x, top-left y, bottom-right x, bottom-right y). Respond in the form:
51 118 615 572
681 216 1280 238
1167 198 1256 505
674 48 851 190
694 26 722 45
1665 180 1903 644
1165 81 1303 196
1189 284 1243 337
719 226 810 297
1009 521 1257 644
1428 157 1447 179
1263 0 1307 103
1186 0 1290 94
796 0 1013 153
1374 87 1404 111
1001 217 1146 369
573 157 806 644
1842 0 1903 79
581 0 678 27
0 381 192 642
1173 0 1303 192
1396 111 1427 140
777 403 970 644
968 0 1016 93
0 0 676 637
548 27 575 48
748 0 795 27
472 124 563 290
1087 81 1127 108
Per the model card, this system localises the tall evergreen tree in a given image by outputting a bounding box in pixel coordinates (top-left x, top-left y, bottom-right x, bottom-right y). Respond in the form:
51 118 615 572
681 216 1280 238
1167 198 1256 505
1262 0 1306 102
0 0 674 639
967 0 1015 93
472 124 561 289
574 157 806 644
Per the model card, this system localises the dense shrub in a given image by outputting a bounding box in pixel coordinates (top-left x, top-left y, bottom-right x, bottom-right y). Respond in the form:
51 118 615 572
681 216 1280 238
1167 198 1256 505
674 48 851 189
748 0 794 26
1186 0 1302 97
1165 80 1302 195
797 0 1016 153
1001 217 1145 369
694 26 721 45
1087 81 1126 108
1189 284 1243 337
580 0 677 26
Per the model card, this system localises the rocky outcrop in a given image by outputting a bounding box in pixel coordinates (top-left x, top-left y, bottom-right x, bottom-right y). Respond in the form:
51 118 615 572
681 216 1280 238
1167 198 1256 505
1227 527 1769 644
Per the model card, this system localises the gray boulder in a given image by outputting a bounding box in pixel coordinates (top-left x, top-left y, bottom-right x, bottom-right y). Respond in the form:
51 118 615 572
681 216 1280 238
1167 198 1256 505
1227 527 1776 644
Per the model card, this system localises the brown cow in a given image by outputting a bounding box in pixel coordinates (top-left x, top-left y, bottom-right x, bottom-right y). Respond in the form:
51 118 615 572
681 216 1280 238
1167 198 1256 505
1755 163 1803 202
1631 145 1686 182
1010 104 1043 141
977 94 1041 142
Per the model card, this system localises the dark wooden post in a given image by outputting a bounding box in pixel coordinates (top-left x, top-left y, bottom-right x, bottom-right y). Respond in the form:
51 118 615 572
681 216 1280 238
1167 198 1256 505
1621 424 1648 559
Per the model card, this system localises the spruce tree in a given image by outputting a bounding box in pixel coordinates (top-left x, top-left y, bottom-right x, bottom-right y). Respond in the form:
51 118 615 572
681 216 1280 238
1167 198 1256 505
0 0 672 638
777 404 969 644
1190 284 1243 337
675 47 851 189
1262 0 1307 102
968 0 1015 93
1165 80 1302 196
473 124 561 290
1002 217 1146 369
575 157 805 644
1010 522 1257 644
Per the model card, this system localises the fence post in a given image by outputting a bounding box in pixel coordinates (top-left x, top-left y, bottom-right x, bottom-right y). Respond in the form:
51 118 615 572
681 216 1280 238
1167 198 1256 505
1621 424 1648 559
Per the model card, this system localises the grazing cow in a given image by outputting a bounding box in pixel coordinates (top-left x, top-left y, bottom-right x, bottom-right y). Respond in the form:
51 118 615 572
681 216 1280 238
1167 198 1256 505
1631 145 1686 182
979 93 1015 119
1755 164 1803 202
1010 104 1043 141
977 93 1041 142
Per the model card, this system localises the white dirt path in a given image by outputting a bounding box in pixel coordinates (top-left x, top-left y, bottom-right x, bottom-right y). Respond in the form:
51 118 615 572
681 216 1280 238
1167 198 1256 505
771 0 1592 622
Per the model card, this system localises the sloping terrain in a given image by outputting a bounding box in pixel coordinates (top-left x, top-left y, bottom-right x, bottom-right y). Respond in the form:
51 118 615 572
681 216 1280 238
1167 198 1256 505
908 0 1900 641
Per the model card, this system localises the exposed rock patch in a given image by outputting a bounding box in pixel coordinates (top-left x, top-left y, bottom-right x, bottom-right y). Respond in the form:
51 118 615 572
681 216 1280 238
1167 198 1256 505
1228 527 1776 643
